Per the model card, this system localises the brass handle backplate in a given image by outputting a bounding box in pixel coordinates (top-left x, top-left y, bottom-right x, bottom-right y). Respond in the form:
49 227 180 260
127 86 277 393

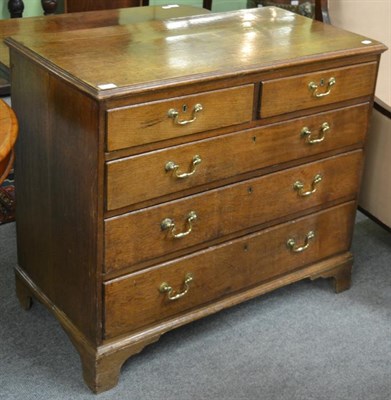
161 211 197 239
294 174 322 197
159 273 193 301
301 122 330 144
168 103 203 125
287 231 315 253
308 77 336 98
165 155 202 179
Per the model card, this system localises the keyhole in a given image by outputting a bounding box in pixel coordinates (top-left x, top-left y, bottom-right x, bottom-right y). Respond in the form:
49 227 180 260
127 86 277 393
320 78 325 86
248 187 253 194
182 104 188 112
252 136 257 143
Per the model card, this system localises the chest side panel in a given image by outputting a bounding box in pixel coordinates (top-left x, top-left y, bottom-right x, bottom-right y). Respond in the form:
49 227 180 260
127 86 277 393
11 50 103 344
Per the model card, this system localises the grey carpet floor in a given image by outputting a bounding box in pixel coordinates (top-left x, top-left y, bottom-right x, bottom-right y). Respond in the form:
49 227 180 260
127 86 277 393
0 214 390 400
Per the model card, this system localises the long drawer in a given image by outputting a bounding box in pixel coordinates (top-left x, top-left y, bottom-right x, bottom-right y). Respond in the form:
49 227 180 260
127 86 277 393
106 85 254 151
260 62 377 118
104 201 356 339
104 150 362 273
106 103 369 211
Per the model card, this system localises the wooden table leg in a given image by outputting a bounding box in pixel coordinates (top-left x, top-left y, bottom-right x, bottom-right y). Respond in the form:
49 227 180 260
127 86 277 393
41 0 58 15
8 0 24 18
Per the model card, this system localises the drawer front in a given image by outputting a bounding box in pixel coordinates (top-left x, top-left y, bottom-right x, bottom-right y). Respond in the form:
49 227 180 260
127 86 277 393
106 103 369 211
104 201 356 338
106 85 254 151
104 151 362 273
260 62 377 118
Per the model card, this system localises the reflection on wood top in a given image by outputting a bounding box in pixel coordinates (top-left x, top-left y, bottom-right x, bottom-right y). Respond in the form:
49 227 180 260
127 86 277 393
0 5 210 72
5 7 386 97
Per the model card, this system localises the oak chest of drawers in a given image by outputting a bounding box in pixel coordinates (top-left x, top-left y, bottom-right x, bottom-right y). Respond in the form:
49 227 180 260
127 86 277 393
6 7 386 393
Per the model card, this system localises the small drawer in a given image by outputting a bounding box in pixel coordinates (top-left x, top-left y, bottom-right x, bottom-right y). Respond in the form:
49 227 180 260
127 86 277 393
106 103 370 210
260 62 377 118
106 85 254 151
104 151 362 273
103 201 356 338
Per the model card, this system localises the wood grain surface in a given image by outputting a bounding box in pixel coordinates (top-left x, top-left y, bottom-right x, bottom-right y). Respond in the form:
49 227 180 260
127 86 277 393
104 201 356 338
106 103 370 210
104 150 363 274
0 5 210 70
5 7 386 95
261 62 378 117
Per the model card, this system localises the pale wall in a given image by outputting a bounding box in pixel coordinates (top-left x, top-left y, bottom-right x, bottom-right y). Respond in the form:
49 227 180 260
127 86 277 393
328 0 390 106
328 0 391 228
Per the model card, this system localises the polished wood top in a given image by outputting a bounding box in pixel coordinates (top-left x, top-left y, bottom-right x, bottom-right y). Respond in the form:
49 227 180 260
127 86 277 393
5 7 386 98
0 100 18 163
0 5 210 73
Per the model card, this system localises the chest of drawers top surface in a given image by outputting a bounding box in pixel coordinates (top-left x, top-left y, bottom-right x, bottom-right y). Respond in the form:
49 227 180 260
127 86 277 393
0 5 210 73
5 7 385 96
